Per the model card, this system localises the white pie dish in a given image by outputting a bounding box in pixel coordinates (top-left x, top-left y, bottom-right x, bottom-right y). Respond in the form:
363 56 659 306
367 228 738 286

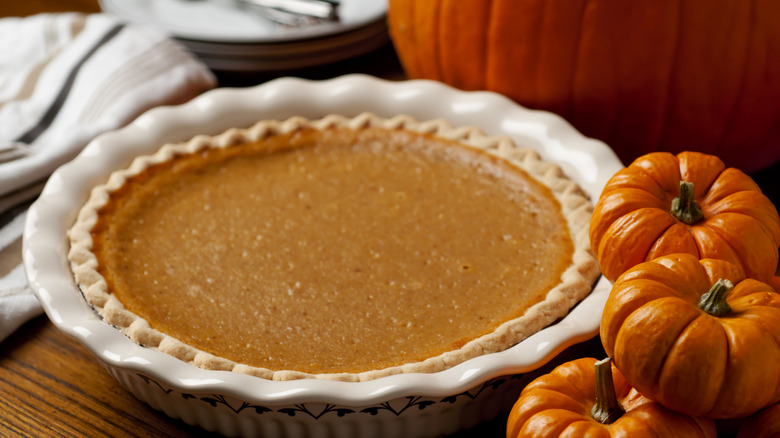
23 74 623 437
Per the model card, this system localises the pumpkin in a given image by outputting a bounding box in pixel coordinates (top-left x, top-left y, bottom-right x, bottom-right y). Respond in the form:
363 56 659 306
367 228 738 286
600 253 780 419
589 150 780 283
386 0 780 174
736 402 780 438
506 357 716 437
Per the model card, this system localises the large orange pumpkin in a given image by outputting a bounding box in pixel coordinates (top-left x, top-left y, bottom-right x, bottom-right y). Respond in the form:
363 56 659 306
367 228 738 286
387 0 780 173
600 253 780 419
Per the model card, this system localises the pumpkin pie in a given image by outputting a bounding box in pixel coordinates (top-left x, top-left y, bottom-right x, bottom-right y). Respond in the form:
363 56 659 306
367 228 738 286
67 113 599 381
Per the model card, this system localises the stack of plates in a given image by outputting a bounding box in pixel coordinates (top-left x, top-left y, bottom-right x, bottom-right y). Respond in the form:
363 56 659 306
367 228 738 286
99 0 389 72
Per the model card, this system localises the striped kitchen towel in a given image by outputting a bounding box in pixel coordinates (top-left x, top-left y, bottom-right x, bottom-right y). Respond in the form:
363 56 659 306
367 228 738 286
0 12 216 341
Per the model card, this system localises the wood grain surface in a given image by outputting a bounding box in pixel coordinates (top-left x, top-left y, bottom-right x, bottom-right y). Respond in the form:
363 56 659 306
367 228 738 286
0 316 209 437
0 1 101 17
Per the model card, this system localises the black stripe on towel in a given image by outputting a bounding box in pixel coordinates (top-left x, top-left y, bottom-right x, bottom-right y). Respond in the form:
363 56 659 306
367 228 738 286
14 23 126 145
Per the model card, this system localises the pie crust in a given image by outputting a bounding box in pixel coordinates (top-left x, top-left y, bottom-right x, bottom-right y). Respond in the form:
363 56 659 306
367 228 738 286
67 113 599 381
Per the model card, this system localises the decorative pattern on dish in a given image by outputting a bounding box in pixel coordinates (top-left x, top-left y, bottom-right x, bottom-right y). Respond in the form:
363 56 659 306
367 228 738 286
137 372 528 419
67 112 599 381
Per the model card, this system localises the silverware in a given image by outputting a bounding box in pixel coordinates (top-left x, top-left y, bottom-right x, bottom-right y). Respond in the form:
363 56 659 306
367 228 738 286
243 0 339 21
185 0 340 28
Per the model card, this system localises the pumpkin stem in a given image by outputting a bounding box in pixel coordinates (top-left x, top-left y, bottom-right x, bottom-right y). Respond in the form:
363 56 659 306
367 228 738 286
591 357 625 425
698 278 733 317
670 181 704 225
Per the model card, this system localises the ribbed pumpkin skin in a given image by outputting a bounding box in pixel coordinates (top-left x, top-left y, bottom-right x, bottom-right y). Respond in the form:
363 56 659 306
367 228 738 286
387 0 780 173
589 151 780 283
600 254 780 419
506 357 717 438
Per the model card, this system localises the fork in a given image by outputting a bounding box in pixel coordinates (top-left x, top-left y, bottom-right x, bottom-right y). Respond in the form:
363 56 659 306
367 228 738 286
245 0 339 21
187 0 340 27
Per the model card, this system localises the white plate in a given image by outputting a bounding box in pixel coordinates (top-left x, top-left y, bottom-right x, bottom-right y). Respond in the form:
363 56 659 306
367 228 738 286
182 17 389 71
181 17 387 57
99 0 387 43
24 75 623 436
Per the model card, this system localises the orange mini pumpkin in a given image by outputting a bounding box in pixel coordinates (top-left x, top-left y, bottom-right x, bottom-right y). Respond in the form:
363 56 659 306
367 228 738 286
506 357 716 437
601 253 780 419
589 151 780 283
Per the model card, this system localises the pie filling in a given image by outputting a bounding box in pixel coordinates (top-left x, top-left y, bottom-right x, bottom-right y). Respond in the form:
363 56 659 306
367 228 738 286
68 114 599 381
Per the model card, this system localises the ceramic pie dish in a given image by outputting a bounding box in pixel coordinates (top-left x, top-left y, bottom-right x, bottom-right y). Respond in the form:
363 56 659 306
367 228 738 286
23 74 623 437
66 111 599 382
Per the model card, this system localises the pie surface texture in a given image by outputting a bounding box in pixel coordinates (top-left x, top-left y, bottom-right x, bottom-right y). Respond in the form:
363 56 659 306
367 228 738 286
67 113 599 381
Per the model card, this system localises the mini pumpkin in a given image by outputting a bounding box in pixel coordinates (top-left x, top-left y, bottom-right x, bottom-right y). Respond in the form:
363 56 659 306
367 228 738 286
600 253 780 419
506 357 716 437
589 150 780 283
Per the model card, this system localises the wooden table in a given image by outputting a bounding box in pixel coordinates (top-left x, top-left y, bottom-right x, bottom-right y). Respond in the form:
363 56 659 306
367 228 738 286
2 3 780 437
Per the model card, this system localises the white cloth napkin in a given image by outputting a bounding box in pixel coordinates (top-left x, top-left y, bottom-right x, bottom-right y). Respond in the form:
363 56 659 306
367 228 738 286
0 12 217 342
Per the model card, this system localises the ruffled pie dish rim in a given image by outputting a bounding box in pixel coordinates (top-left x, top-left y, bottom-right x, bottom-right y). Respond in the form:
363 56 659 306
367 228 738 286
66 112 600 382
23 74 622 407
